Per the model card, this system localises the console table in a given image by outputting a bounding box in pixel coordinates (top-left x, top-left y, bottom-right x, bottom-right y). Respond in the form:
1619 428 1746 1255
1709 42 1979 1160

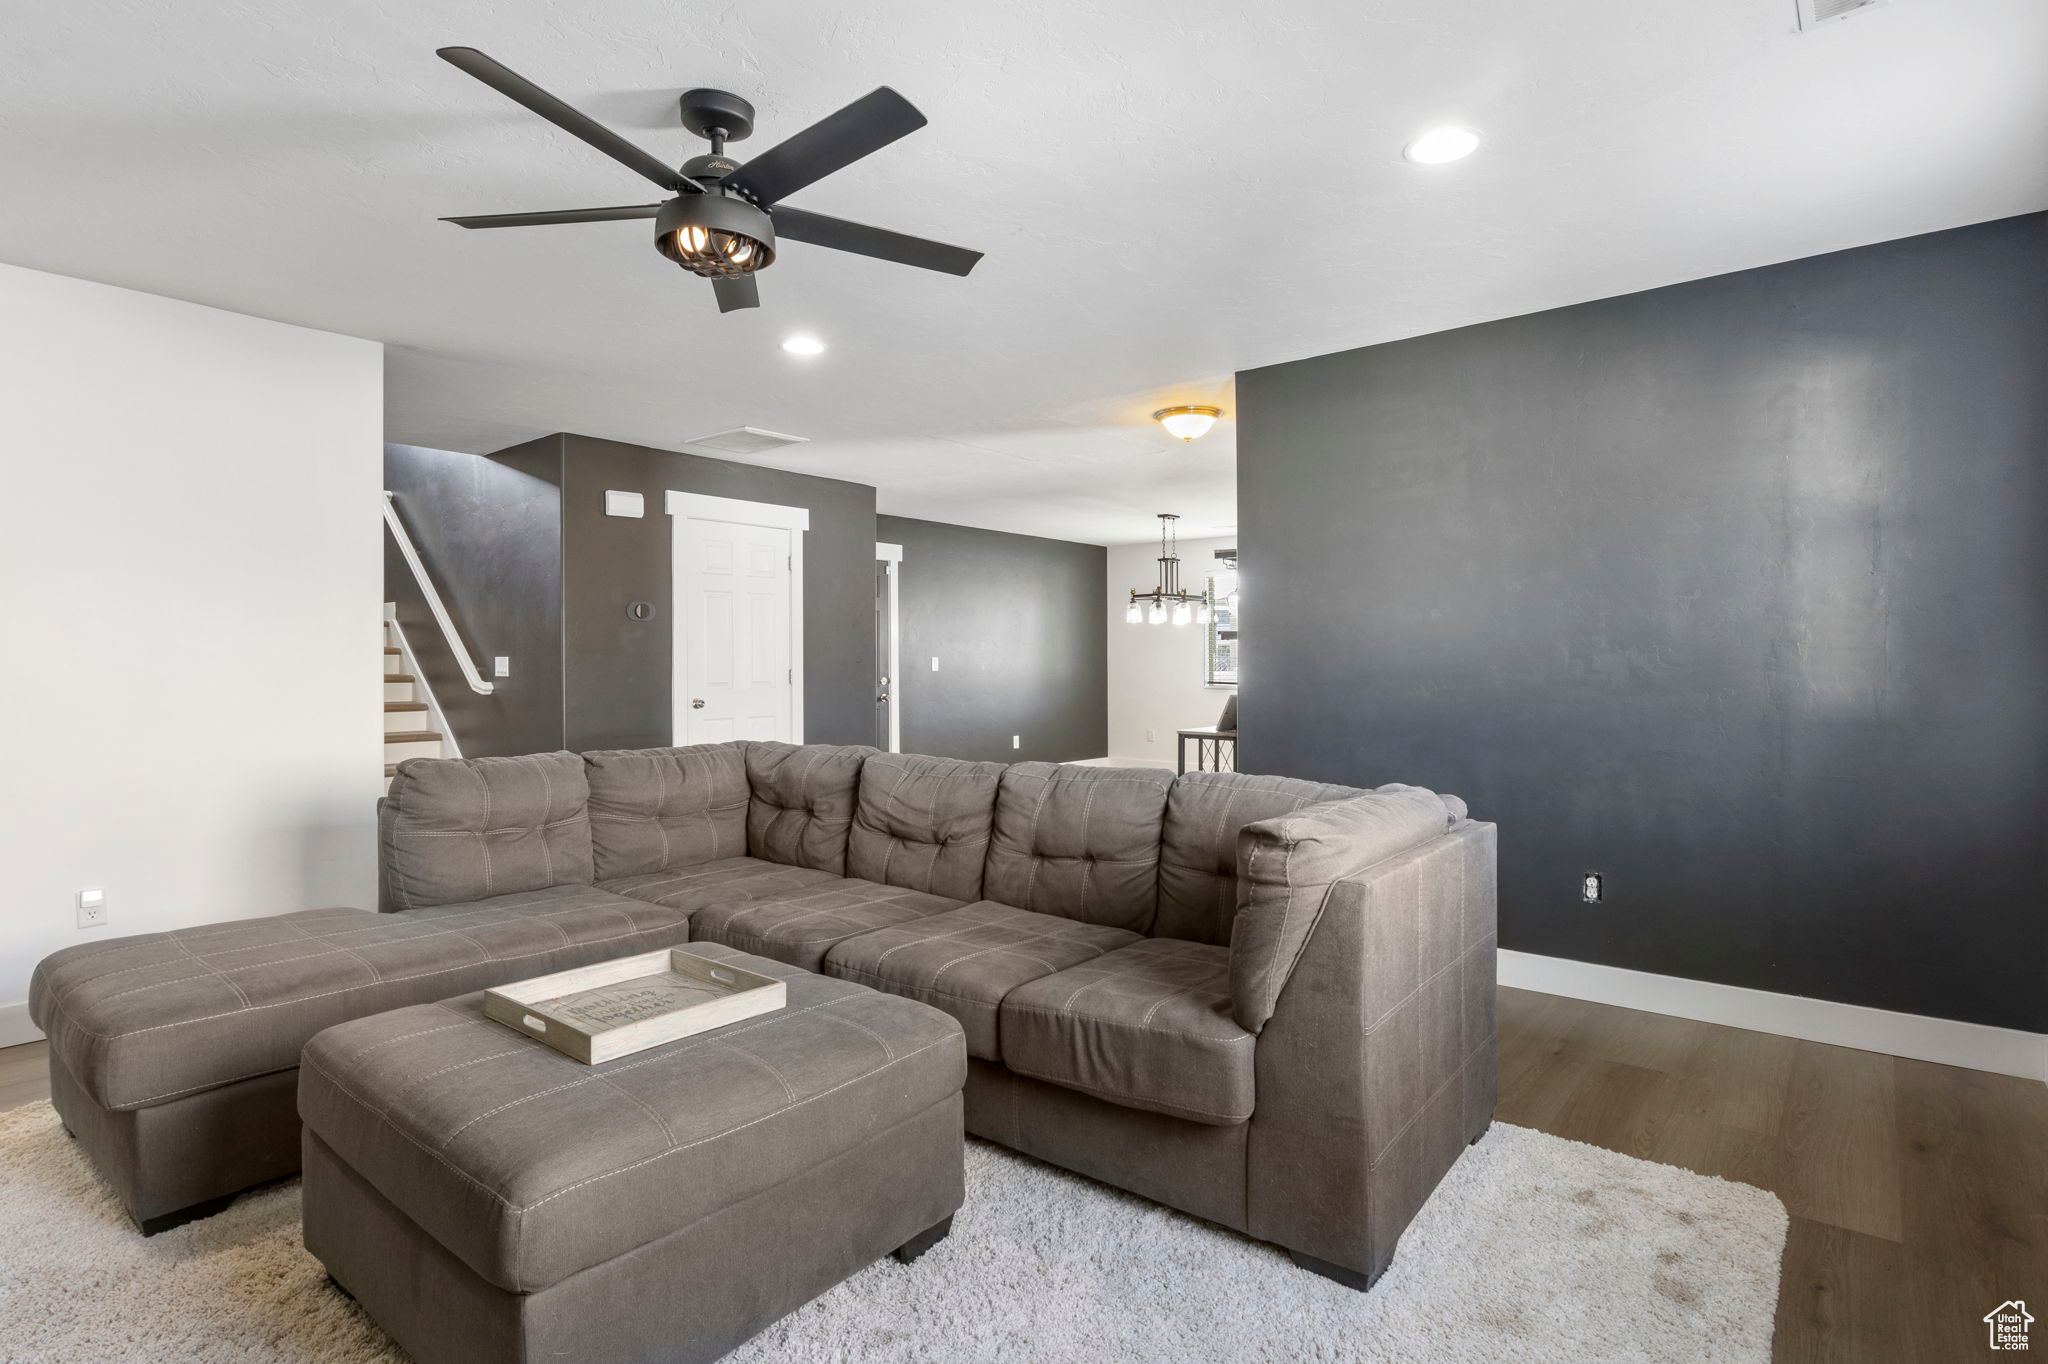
1177 727 1238 774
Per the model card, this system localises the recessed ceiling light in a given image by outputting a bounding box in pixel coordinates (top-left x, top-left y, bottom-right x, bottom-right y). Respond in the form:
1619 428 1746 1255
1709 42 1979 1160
781 335 826 356
1403 127 1480 165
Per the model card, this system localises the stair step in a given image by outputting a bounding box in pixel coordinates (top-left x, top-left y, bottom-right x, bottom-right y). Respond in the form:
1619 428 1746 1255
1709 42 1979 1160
384 764 399 777
385 731 443 745
385 673 414 683
385 701 428 712
383 646 400 655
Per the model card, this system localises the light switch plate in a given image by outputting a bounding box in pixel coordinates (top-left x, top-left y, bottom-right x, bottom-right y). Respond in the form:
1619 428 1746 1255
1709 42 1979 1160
604 490 646 518
930 657 940 671
493 656 511 678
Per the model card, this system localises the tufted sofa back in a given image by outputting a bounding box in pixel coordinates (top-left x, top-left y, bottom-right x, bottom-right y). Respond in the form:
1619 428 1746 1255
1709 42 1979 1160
742 742 874 875
379 751 593 910
845 751 1004 901
981 763 1174 933
1151 771 1368 945
583 743 750 881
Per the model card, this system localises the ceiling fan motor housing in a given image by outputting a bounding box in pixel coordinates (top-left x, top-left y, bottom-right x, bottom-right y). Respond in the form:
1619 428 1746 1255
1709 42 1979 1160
655 193 776 278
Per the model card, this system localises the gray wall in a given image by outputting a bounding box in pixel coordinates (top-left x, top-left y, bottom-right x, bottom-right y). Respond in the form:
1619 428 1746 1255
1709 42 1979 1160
1237 213 2046 1032
558 435 880 751
383 440 563 757
879 516 1108 762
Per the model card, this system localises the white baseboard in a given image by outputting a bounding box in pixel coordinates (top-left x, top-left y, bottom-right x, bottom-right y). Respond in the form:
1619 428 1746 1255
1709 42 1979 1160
1500 949 2047 1084
0 1001 43 1048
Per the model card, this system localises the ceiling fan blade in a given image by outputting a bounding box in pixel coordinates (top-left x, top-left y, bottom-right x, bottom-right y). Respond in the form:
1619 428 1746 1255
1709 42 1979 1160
437 47 700 194
723 87 926 207
712 275 761 312
441 204 664 229
772 207 982 277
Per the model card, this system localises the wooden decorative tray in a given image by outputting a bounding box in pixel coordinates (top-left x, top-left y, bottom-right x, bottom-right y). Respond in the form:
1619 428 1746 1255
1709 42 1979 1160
483 949 786 1065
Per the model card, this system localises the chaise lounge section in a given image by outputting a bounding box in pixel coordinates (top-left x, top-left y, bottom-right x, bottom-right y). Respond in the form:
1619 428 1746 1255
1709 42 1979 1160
32 739 1495 1290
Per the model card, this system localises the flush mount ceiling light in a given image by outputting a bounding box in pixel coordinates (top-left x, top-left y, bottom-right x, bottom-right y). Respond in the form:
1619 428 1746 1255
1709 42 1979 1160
1125 514 1213 627
781 334 826 356
1403 127 1480 165
1153 405 1223 442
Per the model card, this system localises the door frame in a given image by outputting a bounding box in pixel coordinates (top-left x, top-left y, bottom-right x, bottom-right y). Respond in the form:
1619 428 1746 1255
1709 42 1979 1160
875 541 902 752
666 491 809 745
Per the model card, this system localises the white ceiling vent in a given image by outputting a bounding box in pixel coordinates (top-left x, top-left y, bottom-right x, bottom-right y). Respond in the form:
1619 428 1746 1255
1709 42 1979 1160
685 426 810 456
1797 0 1885 29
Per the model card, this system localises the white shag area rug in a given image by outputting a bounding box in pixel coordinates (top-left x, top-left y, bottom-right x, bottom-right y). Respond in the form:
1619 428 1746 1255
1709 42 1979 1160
0 1101 1785 1363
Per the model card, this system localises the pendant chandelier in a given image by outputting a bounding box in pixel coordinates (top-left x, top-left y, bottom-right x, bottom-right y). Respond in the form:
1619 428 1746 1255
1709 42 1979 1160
1125 514 1212 626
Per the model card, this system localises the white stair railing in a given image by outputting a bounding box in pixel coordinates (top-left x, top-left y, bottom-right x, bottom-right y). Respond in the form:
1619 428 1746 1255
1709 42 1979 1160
382 491 494 696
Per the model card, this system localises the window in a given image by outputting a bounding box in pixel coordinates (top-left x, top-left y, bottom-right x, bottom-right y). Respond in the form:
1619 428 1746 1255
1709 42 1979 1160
1205 551 1238 687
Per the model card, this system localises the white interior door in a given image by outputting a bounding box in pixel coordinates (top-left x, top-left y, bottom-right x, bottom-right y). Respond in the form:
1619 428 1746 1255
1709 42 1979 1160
678 517 793 743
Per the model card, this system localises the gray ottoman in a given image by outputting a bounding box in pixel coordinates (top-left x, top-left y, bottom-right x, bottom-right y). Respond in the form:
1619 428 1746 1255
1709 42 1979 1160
298 944 966 1364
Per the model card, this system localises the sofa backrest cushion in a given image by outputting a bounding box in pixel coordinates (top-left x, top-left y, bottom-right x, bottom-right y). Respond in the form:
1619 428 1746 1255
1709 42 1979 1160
1229 784 1467 1032
982 763 1174 932
1154 771 1367 945
745 742 874 875
846 751 1004 901
379 751 593 910
584 743 750 881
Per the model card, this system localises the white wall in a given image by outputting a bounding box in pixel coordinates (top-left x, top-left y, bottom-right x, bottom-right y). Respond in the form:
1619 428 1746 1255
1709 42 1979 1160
0 264 383 1042
1105 535 1236 768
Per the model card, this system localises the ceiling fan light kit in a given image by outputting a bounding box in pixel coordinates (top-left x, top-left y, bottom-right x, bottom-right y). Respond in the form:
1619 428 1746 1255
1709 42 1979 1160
434 48 983 313
1154 405 1223 442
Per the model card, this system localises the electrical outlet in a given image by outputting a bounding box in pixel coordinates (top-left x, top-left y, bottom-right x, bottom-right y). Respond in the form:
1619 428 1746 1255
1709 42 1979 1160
76 888 107 929
1012 735 1021 749
1581 872 1603 904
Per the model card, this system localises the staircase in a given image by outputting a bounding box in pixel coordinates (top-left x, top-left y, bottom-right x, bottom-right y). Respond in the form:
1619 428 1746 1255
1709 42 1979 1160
383 618 443 787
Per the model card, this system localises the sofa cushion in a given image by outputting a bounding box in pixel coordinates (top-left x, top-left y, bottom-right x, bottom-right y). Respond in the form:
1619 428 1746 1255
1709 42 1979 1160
380 752 594 910
1154 771 1366 945
27 887 690 1111
981 764 1173 933
598 855 839 913
297 944 966 1293
998 938 1254 1126
689 879 963 972
823 902 1139 1061
1231 785 1467 1032
846 751 1003 902
584 743 749 880
744 742 873 875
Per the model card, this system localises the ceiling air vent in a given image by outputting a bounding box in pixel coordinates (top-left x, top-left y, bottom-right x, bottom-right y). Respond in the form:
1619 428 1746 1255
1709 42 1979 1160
685 426 810 456
1796 0 1884 28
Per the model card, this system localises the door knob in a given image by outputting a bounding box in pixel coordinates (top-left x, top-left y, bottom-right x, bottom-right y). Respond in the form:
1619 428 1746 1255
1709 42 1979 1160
691 698 706 709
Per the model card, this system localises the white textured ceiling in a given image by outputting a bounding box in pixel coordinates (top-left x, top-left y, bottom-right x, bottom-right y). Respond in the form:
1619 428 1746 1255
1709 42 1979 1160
3 1 2042 544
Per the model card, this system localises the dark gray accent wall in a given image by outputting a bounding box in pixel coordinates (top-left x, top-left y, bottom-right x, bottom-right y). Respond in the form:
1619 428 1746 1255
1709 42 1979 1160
1237 213 2047 1032
558 435 879 751
879 516 1108 763
383 441 563 757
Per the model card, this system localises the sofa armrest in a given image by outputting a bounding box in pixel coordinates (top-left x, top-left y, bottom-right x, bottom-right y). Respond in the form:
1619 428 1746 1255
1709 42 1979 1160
1229 785 1468 1032
1244 819 1497 1282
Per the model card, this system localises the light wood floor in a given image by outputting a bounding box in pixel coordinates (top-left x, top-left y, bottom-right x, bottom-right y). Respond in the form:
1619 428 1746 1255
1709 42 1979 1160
4 989 2042 1361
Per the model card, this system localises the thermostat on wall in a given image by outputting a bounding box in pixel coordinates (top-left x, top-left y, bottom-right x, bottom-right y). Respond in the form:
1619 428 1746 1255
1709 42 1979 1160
604 490 645 518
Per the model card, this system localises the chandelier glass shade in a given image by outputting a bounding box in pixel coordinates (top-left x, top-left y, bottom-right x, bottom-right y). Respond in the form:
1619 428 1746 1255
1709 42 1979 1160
1126 513 1212 626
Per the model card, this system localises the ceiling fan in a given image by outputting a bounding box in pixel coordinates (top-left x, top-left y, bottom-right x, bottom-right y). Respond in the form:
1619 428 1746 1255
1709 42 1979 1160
435 47 983 313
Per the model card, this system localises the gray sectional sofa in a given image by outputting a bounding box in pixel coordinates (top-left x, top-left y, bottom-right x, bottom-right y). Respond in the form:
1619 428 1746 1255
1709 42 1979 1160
31 740 1496 1291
